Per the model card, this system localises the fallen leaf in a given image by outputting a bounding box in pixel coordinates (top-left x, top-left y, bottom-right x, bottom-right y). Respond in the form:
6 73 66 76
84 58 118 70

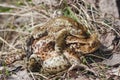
102 53 120 66
7 70 32 80
100 31 116 51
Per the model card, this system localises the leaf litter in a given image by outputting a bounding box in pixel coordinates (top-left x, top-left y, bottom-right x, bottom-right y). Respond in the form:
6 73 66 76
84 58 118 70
0 0 120 80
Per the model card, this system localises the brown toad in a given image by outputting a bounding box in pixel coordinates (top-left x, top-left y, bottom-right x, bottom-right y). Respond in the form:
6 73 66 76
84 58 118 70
26 16 100 75
30 16 88 53
27 38 83 74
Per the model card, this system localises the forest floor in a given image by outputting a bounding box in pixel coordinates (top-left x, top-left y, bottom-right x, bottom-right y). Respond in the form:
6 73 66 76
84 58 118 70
0 0 120 80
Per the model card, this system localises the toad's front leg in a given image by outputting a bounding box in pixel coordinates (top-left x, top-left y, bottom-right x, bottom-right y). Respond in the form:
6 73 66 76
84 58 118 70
26 30 48 59
55 29 70 53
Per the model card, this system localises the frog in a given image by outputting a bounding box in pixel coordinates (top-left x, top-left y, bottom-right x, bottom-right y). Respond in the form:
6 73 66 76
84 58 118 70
26 16 100 76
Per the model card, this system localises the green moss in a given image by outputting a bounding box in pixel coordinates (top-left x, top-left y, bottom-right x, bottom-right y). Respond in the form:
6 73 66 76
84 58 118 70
0 6 12 12
62 0 80 23
63 7 79 22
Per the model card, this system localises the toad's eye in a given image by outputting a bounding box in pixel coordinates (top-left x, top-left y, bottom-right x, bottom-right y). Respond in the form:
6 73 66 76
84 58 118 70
70 29 82 36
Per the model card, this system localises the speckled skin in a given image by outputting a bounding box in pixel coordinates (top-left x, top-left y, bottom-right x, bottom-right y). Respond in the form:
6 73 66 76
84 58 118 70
26 16 100 75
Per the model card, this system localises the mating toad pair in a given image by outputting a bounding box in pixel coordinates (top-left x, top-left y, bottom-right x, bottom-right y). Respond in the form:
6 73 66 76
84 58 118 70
26 16 100 75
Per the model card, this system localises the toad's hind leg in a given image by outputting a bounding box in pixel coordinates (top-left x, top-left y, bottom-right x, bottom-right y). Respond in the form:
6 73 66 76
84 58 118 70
63 50 95 77
63 63 96 78
68 63 90 72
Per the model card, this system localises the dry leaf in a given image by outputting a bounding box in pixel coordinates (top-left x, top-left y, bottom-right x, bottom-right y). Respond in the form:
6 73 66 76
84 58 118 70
102 53 120 66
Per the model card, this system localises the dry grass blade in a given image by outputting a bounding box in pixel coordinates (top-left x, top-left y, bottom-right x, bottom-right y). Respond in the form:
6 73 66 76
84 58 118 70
0 36 17 50
28 69 36 80
0 29 30 35
0 12 33 16
0 0 119 80
93 21 120 36
0 3 20 9
32 73 49 80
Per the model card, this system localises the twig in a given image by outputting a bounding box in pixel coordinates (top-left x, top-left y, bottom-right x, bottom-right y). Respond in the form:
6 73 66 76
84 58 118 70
32 73 49 80
93 21 120 36
0 36 17 50
28 69 36 80
87 54 108 60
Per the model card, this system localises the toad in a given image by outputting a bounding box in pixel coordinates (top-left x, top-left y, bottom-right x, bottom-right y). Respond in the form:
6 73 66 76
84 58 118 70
26 16 100 76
